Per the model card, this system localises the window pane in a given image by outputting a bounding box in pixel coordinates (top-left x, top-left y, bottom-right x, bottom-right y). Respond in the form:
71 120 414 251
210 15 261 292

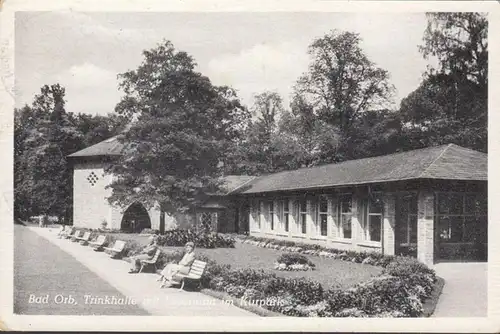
320 213 328 236
301 213 307 233
438 193 463 214
449 218 464 243
369 196 383 214
300 199 307 212
283 199 289 212
342 215 352 239
464 216 477 242
340 195 352 213
409 215 418 244
438 216 451 241
465 193 487 215
369 215 381 242
319 196 328 213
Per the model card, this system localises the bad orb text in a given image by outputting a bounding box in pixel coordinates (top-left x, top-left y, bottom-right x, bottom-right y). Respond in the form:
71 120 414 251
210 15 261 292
28 294 77 305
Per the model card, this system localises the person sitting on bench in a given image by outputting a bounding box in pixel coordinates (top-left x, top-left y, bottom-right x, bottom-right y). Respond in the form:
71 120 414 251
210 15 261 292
159 242 196 288
128 234 159 274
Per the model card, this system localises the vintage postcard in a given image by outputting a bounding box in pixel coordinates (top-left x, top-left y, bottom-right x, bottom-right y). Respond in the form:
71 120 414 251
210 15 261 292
1 0 499 332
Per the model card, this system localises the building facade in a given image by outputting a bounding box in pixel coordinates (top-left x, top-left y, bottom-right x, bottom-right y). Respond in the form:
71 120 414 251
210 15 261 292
232 144 487 265
69 139 487 265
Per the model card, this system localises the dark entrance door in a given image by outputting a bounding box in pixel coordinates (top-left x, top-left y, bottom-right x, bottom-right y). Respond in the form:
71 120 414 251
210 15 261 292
435 192 487 262
121 203 151 233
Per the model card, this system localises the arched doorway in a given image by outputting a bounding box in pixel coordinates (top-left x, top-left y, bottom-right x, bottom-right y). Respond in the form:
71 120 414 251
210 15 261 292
121 202 151 233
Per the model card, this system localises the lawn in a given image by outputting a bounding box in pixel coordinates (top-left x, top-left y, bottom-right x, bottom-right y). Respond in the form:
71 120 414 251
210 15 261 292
102 232 383 289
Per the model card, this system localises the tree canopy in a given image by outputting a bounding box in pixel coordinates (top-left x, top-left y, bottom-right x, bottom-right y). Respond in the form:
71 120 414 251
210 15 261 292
107 40 250 213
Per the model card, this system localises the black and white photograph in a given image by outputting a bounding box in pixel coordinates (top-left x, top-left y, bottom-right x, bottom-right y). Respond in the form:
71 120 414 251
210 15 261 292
1 1 498 332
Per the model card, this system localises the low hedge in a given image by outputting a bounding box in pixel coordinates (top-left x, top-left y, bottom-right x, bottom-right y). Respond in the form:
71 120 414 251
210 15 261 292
157 229 235 248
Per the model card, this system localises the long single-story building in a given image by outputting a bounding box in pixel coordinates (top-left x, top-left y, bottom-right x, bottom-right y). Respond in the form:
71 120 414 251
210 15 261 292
68 141 487 265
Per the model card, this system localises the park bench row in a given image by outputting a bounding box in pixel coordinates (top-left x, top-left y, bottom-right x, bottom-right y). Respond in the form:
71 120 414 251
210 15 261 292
56 226 206 290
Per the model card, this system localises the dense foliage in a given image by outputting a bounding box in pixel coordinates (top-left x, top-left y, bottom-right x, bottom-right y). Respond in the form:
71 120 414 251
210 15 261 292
106 40 250 218
14 85 128 221
156 229 235 248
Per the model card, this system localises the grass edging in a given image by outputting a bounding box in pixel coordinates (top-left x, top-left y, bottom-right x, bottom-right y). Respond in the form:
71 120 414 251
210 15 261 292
422 276 445 317
200 289 286 317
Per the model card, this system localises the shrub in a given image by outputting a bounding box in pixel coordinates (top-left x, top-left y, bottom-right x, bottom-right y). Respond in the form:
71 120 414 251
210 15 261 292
277 253 315 267
158 229 235 248
383 257 435 278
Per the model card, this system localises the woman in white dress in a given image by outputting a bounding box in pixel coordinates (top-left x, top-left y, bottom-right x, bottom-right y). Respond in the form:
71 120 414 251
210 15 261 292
159 242 196 288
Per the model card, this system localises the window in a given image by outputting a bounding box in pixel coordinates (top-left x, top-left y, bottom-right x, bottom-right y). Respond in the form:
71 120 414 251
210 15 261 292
299 198 307 234
339 195 352 239
282 199 290 232
318 195 328 236
365 194 383 242
268 201 275 231
400 193 418 245
257 200 262 230
437 192 487 244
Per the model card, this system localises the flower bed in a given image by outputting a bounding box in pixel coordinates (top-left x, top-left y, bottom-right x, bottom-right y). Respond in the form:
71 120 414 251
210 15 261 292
198 254 437 317
236 235 397 267
275 253 316 271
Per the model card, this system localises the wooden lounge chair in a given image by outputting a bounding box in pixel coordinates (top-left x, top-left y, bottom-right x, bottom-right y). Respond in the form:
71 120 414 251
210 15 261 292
60 227 75 239
89 235 106 251
77 231 91 245
139 249 162 273
56 225 65 236
172 260 207 291
70 230 83 242
103 240 126 258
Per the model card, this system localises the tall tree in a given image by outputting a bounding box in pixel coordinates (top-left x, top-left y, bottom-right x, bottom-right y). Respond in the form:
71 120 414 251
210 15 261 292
107 41 249 220
293 30 393 162
400 13 487 152
295 30 393 133
230 92 286 174
14 84 82 221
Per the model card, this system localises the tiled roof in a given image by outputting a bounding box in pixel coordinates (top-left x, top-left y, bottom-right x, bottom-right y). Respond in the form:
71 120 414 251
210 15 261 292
68 136 124 157
233 144 487 194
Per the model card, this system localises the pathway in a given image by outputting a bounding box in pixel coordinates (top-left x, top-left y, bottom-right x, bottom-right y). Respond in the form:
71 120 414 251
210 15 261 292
23 225 256 316
14 225 148 315
432 262 487 317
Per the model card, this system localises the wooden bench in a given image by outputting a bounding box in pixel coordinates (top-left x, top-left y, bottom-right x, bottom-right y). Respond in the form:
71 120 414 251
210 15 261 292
70 230 83 242
103 240 126 258
89 235 106 251
60 227 76 239
139 249 162 273
172 260 207 291
76 231 91 245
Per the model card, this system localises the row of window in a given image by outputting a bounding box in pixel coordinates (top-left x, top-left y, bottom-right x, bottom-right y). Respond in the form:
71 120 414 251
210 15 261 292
250 194 384 242
249 191 487 245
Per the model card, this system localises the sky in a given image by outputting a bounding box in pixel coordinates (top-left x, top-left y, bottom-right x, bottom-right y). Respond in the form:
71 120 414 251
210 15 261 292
15 11 435 116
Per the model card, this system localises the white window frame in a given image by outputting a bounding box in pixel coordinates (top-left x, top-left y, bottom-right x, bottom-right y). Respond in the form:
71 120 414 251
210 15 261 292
317 195 329 237
400 192 418 246
365 193 383 242
299 198 308 235
257 200 262 230
281 199 290 233
268 200 275 231
338 194 352 239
